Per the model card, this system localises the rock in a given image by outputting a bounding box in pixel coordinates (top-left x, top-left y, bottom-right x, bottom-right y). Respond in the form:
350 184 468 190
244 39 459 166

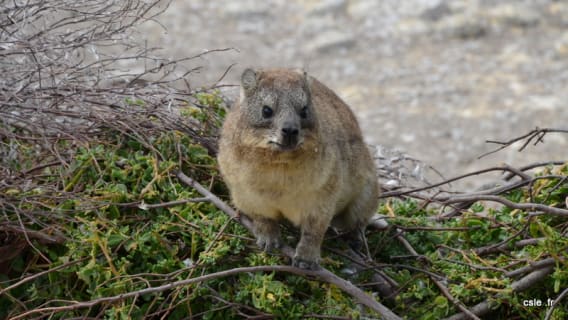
135 0 568 190
307 0 346 16
223 1 270 19
554 32 568 58
421 2 452 21
347 0 380 20
300 15 336 36
436 13 487 39
548 2 568 27
397 18 429 36
488 4 540 28
446 0 478 13
528 95 560 111
306 29 356 53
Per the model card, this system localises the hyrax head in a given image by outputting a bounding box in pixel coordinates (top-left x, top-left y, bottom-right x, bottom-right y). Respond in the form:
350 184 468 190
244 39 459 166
239 68 316 152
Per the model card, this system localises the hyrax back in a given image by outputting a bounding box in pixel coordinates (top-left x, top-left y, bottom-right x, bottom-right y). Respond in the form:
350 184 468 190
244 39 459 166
218 68 378 269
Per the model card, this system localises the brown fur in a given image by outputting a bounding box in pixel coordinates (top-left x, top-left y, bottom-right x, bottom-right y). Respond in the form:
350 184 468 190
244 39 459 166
218 68 378 269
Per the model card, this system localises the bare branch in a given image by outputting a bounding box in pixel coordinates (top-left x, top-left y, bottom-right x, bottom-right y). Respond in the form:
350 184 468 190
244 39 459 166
442 195 568 217
116 198 211 209
444 266 555 320
479 127 568 159
0 223 66 244
504 257 559 278
393 229 481 320
380 164 533 199
545 287 568 320
175 170 402 320
0 258 88 296
8 265 387 320
473 237 544 256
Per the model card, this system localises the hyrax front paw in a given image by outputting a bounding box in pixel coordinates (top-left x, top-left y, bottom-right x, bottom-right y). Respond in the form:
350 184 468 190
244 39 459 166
293 244 321 270
255 233 281 252
343 227 365 252
292 255 320 270
252 217 281 252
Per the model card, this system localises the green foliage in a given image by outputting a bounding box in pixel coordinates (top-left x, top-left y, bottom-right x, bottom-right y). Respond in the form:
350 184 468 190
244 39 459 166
181 90 226 134
1 90 566 318
0 91 359 319
373 167 568 319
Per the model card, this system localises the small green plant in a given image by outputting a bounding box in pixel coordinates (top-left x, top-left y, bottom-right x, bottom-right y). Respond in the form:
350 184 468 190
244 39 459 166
1 88 566 319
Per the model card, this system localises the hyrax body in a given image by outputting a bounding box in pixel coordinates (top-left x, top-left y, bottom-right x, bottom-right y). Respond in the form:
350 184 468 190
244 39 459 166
218 68 378 270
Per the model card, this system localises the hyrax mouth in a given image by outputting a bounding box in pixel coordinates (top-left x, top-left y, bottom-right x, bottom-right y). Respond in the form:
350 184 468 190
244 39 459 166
267 124 302 151
268 140 301 151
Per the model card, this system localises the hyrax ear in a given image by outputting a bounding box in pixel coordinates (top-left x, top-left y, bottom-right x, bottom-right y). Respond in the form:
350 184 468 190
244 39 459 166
241 68 258 94
293 68 313 90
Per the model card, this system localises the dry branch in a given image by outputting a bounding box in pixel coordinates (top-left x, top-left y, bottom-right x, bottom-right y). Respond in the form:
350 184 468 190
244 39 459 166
1 2 566 318
0 258 88 296
0 0 230 159
473 237 544 256
545 287 568 320
175 170 402 320
442 195 568 217
0 2 238 318
444 266 555 320
504 257 559 278
393 229 481 320
8 265 380 320
380 160 567 219
325 245 400 301
480 128 568 159
0 224 65 244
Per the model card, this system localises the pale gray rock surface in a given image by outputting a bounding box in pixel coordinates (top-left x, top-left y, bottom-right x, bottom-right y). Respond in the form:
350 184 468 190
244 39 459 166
136 0 568 189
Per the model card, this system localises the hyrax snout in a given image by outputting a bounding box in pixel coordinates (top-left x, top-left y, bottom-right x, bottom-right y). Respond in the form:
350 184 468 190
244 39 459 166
218 67 379 270
268 106 301 150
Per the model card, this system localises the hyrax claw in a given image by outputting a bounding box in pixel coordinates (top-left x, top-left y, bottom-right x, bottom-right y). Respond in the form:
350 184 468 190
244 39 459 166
292 256 321 271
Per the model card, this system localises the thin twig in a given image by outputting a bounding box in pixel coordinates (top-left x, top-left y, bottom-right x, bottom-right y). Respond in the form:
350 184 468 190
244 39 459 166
0 223 66 244
7 265 378 320
0 258 88 296
380 164 532 199
544 287 568 320
479 128 568 159
442 195 568 217
117 198 211 209
393 229 481 320
473 237 544 256
175 170 402 320
504 257 560 278
444 266 555 320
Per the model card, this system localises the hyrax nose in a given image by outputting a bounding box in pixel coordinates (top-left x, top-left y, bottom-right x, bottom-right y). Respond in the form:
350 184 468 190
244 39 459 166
281 122 300 147
281 126 299 137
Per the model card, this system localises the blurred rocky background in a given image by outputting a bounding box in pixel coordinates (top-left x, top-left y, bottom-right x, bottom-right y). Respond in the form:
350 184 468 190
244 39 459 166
137 0 568 188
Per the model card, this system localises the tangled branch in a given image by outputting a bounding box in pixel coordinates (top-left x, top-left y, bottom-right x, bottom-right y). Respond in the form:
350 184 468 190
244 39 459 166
480 127 568 158
176 171 402 320
1 1 566 319
10 264 395 320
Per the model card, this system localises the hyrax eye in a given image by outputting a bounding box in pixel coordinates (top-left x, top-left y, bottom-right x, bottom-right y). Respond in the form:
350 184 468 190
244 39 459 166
300 106 308 119
262 106 273 118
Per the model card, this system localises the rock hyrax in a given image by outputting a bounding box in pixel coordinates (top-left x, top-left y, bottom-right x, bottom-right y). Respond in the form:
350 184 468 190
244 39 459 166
218 68 378 269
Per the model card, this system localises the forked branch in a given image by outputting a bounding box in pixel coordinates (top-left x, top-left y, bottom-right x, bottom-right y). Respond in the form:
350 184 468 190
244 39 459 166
175 171 402 320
